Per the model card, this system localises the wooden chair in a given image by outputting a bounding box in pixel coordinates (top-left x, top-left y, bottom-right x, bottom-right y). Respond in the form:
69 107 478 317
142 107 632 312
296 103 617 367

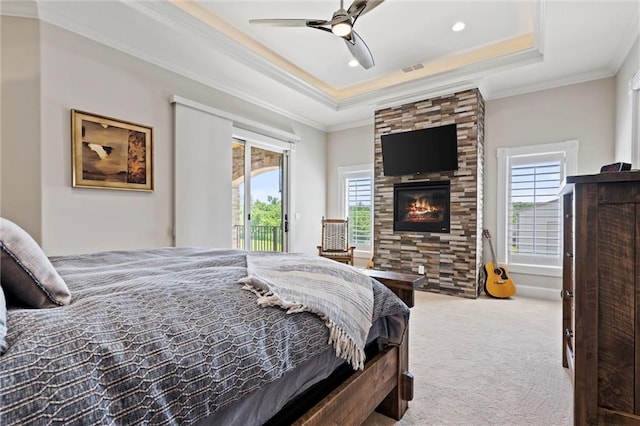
317 216 356 266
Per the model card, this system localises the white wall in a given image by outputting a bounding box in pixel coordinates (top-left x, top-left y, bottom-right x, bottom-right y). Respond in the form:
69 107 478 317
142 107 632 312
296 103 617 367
326 125 374 217
289 123 328 253
614 36 640 164
485 78 616 299
3 17 327 256
327 124 374 266
1 16 42 242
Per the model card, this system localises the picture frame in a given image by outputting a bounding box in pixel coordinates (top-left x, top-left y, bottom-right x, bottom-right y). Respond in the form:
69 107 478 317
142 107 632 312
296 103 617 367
71 109 153 191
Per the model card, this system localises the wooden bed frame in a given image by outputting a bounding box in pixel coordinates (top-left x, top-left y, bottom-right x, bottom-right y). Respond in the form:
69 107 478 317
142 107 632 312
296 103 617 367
291 270 419 425
296 324 413 425
261 269 417 426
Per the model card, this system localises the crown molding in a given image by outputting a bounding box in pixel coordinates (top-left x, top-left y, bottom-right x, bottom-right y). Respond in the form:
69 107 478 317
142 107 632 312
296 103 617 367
487 68 616 100
135 1 545 109
0 0 38 18
12 0 625 133
129 1 340 109
341 46 543 110
327 118 374 133
33 1 330 131
611 8 640 74
475 79 492 101
533 0 547 54
31 0 545 132
373 80 480 111
631 70 640 91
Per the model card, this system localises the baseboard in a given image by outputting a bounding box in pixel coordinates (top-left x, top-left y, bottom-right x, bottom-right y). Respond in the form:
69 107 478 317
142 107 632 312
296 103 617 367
514 284 561 301
417 283 562 301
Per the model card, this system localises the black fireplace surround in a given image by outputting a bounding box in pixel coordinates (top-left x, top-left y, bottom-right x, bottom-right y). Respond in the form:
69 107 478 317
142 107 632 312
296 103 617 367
393 180 451 233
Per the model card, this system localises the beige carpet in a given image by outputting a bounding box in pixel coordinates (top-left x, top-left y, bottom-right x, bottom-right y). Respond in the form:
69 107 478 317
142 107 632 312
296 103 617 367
363 291 573 426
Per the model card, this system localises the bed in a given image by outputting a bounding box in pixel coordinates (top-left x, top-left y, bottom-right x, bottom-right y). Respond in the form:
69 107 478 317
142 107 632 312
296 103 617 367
0 218 412 425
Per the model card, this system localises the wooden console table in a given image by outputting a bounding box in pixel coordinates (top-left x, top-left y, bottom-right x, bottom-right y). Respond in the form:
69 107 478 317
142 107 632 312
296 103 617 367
358 269 425 308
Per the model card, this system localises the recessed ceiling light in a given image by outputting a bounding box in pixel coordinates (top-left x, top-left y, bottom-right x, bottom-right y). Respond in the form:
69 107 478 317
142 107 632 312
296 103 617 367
451 21 466 32
348 59 359 67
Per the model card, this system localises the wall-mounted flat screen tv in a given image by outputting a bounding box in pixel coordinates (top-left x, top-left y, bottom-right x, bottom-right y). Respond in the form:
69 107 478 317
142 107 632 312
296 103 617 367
381 123 458 176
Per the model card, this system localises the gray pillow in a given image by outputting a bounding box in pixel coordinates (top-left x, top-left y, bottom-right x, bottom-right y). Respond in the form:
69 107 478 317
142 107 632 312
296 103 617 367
0 218 71 308
0 288 6 355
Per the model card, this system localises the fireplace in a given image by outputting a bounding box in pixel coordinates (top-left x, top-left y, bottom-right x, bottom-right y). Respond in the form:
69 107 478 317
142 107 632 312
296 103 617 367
393 181 450 233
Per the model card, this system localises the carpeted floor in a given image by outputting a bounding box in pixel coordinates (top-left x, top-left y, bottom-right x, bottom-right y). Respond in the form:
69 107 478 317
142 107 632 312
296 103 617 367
363 290 573 426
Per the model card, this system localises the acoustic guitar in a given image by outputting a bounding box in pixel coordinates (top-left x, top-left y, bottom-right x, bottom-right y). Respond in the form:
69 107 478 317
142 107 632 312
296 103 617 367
482 230 516 298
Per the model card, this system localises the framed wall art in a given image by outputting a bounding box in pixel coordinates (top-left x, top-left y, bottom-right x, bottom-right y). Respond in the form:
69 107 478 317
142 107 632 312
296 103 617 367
71 109 153 191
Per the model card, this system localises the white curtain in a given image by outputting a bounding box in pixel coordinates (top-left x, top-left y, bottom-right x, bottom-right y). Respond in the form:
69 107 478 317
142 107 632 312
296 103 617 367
173 102 233 248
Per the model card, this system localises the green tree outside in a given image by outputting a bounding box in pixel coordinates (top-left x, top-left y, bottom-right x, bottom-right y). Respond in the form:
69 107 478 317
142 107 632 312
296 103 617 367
348 203 371 245
251 195 281 226
250 195 282 251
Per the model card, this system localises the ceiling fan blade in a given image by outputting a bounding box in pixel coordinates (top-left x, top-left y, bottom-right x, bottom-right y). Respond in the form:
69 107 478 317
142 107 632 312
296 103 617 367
347 0 384 23
249 18 328 28
344 30 374 69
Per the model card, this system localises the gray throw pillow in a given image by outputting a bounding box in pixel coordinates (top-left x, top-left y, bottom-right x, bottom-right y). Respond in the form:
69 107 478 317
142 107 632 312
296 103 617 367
0 288 6 355
0 218 71 308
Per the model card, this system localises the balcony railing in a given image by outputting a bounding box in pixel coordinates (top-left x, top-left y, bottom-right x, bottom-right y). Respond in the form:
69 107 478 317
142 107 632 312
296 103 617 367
233 225 283 252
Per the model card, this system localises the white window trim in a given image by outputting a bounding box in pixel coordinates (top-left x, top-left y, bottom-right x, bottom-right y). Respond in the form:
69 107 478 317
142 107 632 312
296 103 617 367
631 70 640 167
232 128 294 253
496 140 578 275
233 128 293 152
508 263 562 278
338 163 374 257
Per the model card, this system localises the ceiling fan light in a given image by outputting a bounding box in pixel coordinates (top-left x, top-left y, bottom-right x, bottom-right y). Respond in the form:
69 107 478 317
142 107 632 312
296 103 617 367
332 21 352 37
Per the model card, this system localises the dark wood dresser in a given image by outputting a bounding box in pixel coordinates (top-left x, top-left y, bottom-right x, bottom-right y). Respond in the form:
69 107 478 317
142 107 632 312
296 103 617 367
562 171 640 425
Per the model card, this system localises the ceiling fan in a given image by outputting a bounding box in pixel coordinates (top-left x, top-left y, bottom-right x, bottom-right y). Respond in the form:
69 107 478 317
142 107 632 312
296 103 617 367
249 0 384 70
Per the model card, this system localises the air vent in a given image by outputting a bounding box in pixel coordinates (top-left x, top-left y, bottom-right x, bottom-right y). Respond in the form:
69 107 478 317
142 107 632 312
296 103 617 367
402 63 425 73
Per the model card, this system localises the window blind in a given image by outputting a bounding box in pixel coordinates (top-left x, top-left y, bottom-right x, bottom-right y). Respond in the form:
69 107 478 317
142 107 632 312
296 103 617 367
346 176 372 248
508 159 562 259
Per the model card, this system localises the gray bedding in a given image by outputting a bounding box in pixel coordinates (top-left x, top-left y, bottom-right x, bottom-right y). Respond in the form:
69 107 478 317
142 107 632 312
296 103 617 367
0 248 409 425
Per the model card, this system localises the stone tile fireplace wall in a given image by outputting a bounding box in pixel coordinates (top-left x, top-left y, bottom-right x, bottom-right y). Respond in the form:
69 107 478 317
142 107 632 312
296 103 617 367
373 89 484 298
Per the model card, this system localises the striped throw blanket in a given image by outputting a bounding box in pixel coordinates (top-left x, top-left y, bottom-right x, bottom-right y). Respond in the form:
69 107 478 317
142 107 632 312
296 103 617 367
239 252 374 370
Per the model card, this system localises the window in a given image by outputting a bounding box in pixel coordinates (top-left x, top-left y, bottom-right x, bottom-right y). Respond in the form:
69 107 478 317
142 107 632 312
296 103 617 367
497 140 578 276
339 165 373 253
509 156 562 264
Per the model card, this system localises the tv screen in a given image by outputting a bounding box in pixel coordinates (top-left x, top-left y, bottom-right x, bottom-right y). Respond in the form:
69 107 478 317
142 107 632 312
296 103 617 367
381 124 458 176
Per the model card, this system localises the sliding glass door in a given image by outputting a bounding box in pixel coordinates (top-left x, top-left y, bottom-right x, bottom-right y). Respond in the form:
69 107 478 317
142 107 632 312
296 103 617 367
232 139 288 252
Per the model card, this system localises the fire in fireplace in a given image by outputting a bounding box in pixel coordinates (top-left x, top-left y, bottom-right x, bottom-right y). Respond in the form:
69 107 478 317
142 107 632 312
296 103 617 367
393 181 450 233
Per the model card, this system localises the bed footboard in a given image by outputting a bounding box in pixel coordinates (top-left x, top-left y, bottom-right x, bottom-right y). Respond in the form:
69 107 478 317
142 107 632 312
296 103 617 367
295 324 412 425
376 322 413 420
